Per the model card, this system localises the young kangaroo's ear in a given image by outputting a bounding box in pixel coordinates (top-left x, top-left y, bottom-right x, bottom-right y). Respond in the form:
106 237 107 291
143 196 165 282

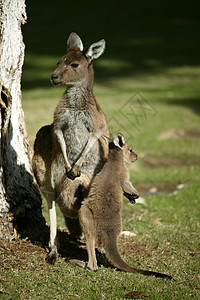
113 133 125 148
67 32 83 51
85 39 105 61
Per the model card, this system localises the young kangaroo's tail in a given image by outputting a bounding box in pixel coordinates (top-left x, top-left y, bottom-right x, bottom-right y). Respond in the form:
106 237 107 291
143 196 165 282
104 233 172 280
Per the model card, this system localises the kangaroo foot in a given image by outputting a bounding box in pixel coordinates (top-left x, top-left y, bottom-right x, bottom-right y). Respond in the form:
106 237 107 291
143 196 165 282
69 259 87 269
86 263 98 272
46 250 58 265
86 261 98 272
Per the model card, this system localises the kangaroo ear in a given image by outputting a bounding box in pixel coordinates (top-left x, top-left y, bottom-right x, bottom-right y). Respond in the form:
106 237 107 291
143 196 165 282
101 135 112 144
85 39 105 61
67 32 83 51
113 133 125 148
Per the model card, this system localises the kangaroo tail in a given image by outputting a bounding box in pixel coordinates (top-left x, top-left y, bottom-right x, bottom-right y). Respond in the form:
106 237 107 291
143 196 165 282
104 234 172 280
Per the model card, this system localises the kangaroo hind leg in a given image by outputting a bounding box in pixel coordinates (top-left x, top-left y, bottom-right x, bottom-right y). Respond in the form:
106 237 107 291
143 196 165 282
43 189 59 265
79 204 98 271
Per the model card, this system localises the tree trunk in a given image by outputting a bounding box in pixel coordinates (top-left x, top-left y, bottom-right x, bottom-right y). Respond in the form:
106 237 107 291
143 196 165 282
0 0 47 242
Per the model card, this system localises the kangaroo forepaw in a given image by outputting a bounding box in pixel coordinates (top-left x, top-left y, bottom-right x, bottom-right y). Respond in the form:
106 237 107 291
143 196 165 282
124 192 139 204
67 168 81 180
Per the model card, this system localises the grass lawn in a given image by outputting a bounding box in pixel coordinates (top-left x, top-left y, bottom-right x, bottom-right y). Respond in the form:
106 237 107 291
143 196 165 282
1 1 200 299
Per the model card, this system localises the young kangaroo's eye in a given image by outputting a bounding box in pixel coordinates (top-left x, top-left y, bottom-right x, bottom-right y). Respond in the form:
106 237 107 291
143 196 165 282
71 63 79 68
130 149 133 153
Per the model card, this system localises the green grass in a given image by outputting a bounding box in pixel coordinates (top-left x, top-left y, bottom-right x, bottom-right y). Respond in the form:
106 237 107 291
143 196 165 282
1 1 200 299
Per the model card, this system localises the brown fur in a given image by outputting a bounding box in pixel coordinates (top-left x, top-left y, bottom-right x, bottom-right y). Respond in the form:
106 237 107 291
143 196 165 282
79 134 172 279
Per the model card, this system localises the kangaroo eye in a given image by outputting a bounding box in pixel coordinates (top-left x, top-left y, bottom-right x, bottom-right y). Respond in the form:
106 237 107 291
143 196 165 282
130 149 133 153
71 63 79 68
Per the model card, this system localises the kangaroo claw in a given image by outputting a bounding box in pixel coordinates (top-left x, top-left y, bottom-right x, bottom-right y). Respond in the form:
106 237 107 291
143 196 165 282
124 192 139 204
67 168 81 180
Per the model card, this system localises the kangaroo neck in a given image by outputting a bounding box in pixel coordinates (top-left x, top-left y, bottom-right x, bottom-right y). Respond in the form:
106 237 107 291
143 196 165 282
108 148 124 167
65 80 94 109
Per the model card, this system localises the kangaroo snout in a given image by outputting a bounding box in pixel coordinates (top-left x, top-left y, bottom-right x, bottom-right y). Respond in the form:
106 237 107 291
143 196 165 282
133 153 137 161
51 73 59 85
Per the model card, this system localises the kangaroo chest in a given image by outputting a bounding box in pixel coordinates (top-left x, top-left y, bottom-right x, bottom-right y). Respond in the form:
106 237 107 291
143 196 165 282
63 108 92 142
56 106 98 166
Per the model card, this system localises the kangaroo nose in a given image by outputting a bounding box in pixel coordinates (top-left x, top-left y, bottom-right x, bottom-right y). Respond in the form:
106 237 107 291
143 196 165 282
51 73 60 85
51 74 58 81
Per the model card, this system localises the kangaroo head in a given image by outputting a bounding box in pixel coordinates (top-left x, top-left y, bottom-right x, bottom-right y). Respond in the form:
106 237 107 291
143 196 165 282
113 133 138 163
102 134 138 163
51 32 105 86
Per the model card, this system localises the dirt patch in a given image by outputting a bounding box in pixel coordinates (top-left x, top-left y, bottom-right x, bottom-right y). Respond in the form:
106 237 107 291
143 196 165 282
0 233 173 276
0 239 46 258
118 235 148 259
0 237 146 265
135 182 178 195
0 235 155 270
0 236 148 272
117 235 173 266
0 231 88 269
159 128 200 140
141 156 199 168
0 239 47 271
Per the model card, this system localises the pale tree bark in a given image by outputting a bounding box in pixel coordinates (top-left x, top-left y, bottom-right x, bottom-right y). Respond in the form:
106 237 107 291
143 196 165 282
0 0 46 241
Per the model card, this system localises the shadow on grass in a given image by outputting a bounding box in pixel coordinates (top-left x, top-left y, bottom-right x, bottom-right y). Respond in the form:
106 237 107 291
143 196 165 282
57 231 88 263
18 222 88 262
169 98 200 115
22 0 200 92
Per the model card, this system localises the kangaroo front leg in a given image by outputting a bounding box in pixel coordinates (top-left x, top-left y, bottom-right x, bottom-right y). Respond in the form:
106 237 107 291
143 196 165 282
121 180 140 204
55 128 72 172
68 132 100 180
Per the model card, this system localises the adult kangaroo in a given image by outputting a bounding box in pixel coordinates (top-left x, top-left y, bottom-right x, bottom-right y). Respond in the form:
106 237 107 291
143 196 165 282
32 33 111 264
